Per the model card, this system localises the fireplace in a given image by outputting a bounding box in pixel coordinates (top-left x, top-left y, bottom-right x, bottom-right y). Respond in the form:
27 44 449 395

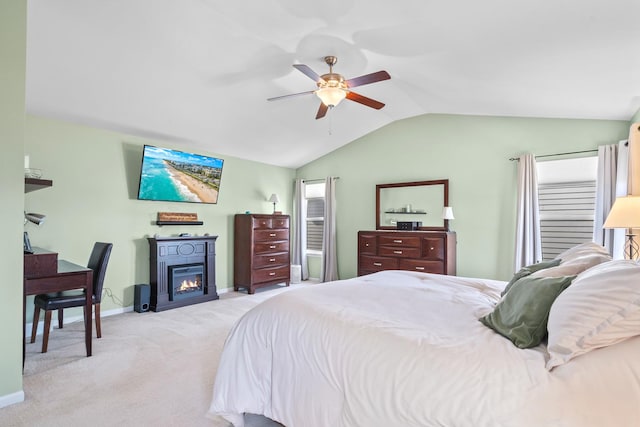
147 235 218 312
169 263 205 301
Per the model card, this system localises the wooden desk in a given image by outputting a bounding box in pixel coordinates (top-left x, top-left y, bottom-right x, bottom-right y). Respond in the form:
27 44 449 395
24 251 93 363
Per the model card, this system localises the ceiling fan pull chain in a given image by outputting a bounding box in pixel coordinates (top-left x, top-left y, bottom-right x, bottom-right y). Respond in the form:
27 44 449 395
328 108 333 135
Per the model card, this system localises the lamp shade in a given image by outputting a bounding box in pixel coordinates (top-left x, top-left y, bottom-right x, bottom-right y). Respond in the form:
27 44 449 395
603 196 640 229
315 87 347 107
441 206 455 220
268 193 280 204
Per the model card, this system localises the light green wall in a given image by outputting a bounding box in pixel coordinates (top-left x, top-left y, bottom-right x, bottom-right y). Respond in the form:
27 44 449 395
296 114 629 281
0 0 26 404
23 115 295 320
631 107 640 125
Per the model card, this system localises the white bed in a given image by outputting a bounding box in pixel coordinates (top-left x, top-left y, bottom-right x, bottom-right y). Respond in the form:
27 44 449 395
209 267 640 427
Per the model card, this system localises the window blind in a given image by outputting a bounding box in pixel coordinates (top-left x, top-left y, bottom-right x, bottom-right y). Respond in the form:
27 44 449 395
306 198 324 251
538 181 596 260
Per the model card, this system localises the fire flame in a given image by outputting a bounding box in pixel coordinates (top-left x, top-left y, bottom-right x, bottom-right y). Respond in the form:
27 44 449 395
178 278 201 292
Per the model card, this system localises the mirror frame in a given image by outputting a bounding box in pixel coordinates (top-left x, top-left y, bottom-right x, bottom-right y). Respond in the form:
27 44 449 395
376 179 449 231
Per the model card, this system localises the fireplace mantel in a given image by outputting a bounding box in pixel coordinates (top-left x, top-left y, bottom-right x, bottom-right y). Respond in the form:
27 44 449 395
147 235 218 311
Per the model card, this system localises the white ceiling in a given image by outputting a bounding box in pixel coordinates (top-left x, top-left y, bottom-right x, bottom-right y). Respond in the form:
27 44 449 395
25 0 640 168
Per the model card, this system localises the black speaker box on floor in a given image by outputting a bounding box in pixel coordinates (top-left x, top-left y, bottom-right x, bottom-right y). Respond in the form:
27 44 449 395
134 284 150 313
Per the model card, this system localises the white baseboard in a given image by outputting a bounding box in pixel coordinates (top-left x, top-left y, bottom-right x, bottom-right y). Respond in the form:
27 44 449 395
0 390 24 409
27 288 235 336
26 305 134 337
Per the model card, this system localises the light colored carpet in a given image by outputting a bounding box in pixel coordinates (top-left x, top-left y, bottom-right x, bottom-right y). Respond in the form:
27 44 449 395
0 284 305 427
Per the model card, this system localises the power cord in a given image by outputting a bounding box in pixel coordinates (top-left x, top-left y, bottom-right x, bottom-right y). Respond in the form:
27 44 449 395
102 288 128 307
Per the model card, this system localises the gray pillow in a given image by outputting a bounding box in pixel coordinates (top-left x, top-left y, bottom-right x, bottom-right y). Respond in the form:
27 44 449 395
501 258 562 297
481 274 575 348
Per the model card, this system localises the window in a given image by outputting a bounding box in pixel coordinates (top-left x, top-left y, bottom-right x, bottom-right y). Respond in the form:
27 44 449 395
537 157 598 260
305 182 325 253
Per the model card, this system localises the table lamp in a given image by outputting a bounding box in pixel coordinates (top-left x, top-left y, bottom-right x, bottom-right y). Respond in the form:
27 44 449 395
603 196 640 260
442 206 454 231
24 212 46 226
268 193 280 214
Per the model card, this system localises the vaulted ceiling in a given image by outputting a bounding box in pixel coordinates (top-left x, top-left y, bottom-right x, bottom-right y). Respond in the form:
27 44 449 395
26 0 640 168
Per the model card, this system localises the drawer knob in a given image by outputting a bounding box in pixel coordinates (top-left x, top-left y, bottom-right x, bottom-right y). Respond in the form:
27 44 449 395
393 239 403 243
269 245 276 249
393 250 403 254
269 258 276 262
415 266 425 270
269 272 276 276
365 243 369 247
373 262 382 267
270 233 276 237
430 247 435 250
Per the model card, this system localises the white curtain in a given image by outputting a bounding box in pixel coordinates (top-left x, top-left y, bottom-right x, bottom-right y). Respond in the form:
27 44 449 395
611 140 630 259
320 177 338 282
628 125 640 195
593 144 618 253
514 153 542 271
291 179 309 280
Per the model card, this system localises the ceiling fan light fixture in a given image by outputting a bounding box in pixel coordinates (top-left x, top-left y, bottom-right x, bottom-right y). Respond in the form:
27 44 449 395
316 87 347 107
269 55 389 119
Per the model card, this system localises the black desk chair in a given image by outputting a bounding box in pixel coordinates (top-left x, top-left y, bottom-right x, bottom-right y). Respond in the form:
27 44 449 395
30 242 113 353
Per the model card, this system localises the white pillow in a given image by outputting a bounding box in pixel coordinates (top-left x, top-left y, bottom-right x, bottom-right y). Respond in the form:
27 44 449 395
554 242 609 264
531 252 611 278
546 260 640 370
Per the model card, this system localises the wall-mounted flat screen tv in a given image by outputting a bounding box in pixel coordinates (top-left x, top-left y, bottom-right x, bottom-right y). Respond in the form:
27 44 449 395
137 145 224 204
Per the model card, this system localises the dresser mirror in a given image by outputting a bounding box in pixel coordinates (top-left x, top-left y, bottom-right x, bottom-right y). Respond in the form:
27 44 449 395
376 179 449 231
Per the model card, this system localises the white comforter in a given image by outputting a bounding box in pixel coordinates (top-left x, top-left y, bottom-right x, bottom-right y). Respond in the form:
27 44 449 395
208 270 640 427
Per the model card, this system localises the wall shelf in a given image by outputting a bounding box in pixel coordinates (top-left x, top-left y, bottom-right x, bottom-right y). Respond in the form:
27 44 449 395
25 177 53 193
384 211 427 215
156 221 204 226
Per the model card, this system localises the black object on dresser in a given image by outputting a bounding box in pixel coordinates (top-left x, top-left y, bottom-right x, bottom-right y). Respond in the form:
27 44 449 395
358 230 456 276
234 214 290 294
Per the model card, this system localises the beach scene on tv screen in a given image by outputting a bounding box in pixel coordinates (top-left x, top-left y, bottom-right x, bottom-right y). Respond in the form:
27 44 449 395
138 146 223 204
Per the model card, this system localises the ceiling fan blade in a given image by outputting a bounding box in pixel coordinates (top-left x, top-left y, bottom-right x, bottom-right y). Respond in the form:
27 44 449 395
267 90 316 102
346 91 385 110
293 64 326 84
315 103 329 119
345 70 390 88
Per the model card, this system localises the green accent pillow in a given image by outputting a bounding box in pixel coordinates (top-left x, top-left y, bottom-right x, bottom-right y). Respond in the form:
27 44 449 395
526 258 562 273
481 274 575 348
501 259 562 297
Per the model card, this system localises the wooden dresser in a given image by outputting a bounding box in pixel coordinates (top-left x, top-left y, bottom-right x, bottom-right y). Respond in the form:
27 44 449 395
234 214 290 294
358 230 456 276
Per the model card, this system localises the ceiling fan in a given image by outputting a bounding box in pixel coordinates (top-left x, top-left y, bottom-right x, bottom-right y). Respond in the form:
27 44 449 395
268 56 391 119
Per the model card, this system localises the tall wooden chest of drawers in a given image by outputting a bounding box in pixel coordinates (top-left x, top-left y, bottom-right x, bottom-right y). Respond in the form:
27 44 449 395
234 214 290 294
357 230 456 276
